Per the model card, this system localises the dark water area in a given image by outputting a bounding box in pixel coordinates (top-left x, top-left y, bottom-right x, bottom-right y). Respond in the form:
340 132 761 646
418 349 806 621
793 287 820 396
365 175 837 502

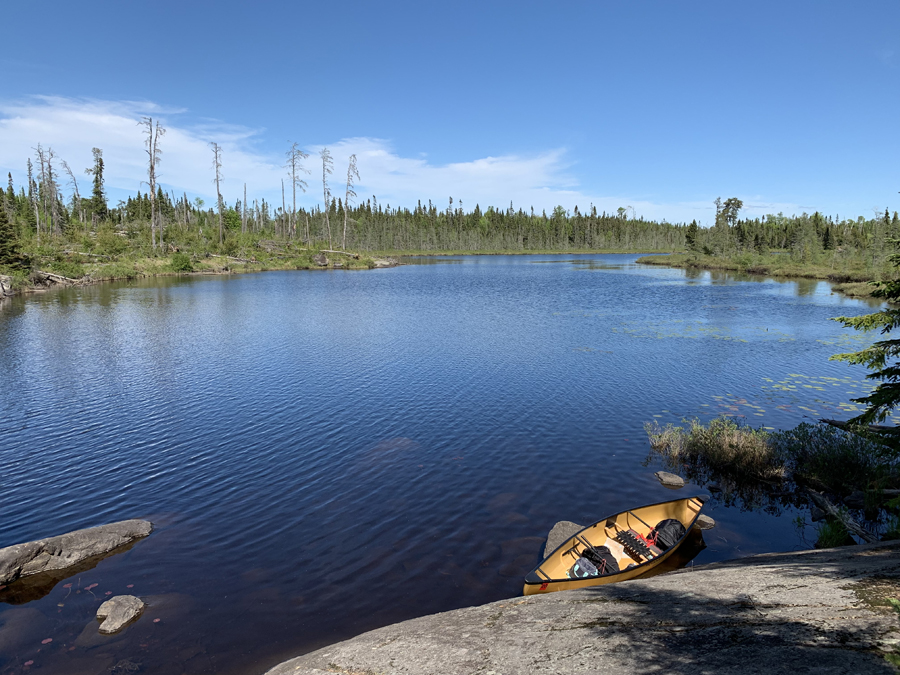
0 254 883 674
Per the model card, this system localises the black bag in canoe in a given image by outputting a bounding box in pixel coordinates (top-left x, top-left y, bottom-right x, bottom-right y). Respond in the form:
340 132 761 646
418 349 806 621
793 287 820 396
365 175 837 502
581 545 620 575
650 519 686 551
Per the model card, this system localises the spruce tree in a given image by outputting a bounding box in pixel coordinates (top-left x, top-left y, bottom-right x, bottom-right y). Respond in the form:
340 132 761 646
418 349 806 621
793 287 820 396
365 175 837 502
88 148 108 221
0 201 24 269
832 237 900 448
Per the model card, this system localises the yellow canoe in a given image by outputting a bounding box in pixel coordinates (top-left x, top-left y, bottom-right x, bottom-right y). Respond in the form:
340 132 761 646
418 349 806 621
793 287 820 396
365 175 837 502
523 494 708 595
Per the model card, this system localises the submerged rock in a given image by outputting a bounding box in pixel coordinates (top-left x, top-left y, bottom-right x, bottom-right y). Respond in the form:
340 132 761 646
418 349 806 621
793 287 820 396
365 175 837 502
654 471 685 488
97 595 145 634
544 521 584 558
0 520 152 585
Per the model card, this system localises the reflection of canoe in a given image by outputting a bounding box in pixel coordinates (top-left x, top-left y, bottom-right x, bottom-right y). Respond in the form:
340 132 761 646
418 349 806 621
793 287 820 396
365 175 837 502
523 495 708 595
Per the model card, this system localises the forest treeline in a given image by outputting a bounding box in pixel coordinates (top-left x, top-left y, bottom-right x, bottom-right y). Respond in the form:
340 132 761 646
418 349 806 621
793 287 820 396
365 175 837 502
0 139 898 282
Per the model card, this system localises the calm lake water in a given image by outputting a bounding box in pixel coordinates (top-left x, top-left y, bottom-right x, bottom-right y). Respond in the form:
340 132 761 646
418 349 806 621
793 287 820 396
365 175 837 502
0 254 882 674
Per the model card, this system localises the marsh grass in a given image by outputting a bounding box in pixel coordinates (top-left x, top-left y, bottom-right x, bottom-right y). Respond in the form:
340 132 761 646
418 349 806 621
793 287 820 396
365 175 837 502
815 519 854 548
647 417 900 542
645 417 784 482
769 423 900 494
646 418 898 496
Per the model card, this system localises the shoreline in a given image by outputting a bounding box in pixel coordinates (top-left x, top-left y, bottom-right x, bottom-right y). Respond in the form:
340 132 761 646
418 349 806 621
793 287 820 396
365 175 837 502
265 540 900 674
0 253 401 300
635 252 882 300
2 249 883 302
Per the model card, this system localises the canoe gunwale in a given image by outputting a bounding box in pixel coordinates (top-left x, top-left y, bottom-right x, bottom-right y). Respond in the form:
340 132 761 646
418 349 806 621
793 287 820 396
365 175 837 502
523 494 708 591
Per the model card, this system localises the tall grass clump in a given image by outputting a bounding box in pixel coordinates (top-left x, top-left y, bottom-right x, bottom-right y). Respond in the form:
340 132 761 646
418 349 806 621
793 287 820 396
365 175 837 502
815 519 854 548
768 423 898 495
645 417 784 482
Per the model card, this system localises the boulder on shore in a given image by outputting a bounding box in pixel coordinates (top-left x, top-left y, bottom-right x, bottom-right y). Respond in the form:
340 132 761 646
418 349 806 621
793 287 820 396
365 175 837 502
96 595 145 634
0 520 152 585
655 471 685 488
0 275 12 297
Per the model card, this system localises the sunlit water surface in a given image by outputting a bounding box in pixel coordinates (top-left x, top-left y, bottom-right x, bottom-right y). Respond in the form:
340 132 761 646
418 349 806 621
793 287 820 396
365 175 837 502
0 255 881 674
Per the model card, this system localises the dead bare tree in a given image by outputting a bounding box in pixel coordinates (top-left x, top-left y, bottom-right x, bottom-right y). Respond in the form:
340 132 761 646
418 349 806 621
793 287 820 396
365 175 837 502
320 147 333 248
242 183 247 234
61 160 83 229
35 146 62 236
34 145 63 236
140 117 166 251
210 142 224 245
285 142 310 242
342 154 359 250
281 179 286 238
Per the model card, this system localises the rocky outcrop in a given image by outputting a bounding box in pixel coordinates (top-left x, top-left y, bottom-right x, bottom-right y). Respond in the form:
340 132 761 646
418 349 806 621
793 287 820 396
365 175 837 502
266 541 900 675
0 519 152 585
312 253 328 267
96 595 145 634
0 275 12 297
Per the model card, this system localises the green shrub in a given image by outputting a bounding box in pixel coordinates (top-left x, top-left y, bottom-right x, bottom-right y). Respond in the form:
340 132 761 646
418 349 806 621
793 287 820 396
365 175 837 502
47 260 85 279
170 252 193 272
0 268 30 289
95 262 138 280
95 228 128 256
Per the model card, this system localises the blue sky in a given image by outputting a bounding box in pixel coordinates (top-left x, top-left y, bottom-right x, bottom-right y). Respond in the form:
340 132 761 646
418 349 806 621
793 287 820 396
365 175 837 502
1 1 897 224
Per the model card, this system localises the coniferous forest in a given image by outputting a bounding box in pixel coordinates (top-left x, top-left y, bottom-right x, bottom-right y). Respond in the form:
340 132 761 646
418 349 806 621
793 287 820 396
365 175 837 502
0 141 898 295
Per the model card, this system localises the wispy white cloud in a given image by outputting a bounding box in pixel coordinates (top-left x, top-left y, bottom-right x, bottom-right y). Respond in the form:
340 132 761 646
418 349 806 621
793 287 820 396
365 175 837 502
0 96 805 224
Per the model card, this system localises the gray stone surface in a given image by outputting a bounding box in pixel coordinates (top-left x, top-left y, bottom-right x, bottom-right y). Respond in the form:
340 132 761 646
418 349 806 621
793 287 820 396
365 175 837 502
694 513 716 530
810 505 827 522
655 470 685 488
96 595 145 634
313 253 327 266
266 541 900 675
0 519 152 585
543 520 583 558
0 275 12 297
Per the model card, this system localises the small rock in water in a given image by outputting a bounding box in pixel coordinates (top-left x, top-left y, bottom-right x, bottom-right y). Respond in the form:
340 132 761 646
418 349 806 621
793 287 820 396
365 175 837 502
655 471 685 489
707 482 723 494
96 595 144 634
544 521 584 559
810 506 826 522
843 491 866 510
694 514 716 530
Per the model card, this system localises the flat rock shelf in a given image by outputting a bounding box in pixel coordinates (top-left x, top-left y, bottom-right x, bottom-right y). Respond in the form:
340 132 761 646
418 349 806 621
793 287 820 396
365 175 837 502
267 541 900 675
